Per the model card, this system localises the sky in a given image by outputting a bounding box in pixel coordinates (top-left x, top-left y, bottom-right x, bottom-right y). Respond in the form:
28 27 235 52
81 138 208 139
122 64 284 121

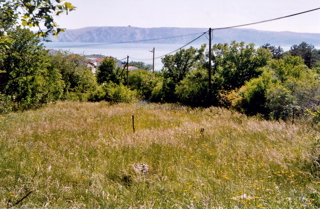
54 0 320 34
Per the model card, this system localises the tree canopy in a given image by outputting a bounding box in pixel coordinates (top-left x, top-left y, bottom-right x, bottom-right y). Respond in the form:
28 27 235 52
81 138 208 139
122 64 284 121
0 0 76 38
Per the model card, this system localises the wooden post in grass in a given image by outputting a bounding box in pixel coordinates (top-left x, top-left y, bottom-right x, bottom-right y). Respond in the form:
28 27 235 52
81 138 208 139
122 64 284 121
132 115 135 133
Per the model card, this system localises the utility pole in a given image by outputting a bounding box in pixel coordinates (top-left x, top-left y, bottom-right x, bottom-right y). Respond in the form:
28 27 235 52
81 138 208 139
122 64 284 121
208 28 212 103
150 47 155 73
126 55 129 86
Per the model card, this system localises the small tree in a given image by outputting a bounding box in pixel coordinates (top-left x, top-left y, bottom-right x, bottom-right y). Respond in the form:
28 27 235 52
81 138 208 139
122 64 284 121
211 41 272 90
261 43 284 60
0 27 63 110
48 51 98 101
175 69 208 106
96 57 124 85
231 55 320 120
289 42 320 68
128 69 155 99
162 45 206 84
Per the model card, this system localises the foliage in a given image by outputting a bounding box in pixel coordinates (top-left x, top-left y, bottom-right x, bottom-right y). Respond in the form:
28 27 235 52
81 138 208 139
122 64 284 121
0 0 75 38
267 56 320 119
128 69 155 99
149 76 165 102
175 69 209 106
104 83 137 103
232 55 320 120
266 83 296 120
289 42 320 68
48 51 97 101
0 94 13 113
230 71 272 116
307 108 320 123
96 57 125 85
161 45 206 84
212 41 272 90
156 45 207 103
129 61 152 71
0 27 63 111
89 83 137 103
261 43 284 60
150 77 178 103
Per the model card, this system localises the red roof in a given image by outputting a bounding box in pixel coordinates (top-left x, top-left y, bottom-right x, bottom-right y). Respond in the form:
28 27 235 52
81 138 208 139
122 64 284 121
92 58 104 63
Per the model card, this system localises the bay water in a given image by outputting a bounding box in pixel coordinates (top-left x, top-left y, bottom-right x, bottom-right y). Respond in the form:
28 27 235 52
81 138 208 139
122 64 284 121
43 42 203 71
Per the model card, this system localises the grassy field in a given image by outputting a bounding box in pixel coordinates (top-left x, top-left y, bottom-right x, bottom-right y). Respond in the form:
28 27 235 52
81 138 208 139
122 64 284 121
0 101 320 208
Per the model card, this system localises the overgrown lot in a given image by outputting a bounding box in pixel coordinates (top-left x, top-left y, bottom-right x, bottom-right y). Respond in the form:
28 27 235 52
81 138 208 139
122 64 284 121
0 102 320 208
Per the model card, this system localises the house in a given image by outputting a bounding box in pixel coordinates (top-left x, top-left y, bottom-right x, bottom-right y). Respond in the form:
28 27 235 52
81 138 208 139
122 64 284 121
86 62 97 74
92 57 122 68
128 66 139 71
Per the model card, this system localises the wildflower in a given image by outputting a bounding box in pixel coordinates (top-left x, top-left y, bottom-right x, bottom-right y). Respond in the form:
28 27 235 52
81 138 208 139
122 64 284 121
222 175 229 179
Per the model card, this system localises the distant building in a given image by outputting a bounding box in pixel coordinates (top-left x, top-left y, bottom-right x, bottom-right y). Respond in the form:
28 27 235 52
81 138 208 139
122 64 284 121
86 62 97 74
92 57 122 68
128 66 139 71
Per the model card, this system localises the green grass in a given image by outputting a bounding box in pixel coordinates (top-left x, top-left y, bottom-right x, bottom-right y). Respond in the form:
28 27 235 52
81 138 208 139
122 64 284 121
0 101 320 208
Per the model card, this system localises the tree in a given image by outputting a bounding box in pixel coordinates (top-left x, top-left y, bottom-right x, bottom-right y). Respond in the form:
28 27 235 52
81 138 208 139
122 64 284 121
175 69 209 106
157 45 206 103
128 69 155 99
129 61 152 71
162 45 206 84
261 43 284 60
96 57 125 85
0 27 63 110
211 41 272 90
48 51 97 100
289 42 320 68
0 0 75 38
230 55 320 120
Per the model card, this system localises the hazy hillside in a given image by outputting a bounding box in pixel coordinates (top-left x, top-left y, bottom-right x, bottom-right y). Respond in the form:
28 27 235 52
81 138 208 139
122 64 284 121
49 26 320 47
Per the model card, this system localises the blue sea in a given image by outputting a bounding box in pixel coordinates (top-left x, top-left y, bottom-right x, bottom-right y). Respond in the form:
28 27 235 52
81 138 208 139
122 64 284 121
43 42 203 71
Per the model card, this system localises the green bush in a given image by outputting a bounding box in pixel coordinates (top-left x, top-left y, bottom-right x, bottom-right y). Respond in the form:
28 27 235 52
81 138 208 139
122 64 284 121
105 83 137 103
307 108 320 123
175 69 208 106
128 69 155 99
0 94 12 114
89 83 137 103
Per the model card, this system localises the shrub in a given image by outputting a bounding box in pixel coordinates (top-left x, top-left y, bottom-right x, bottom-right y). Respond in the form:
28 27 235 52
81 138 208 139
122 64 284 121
175 69 208 106
105 83 137 103
89 83 137 103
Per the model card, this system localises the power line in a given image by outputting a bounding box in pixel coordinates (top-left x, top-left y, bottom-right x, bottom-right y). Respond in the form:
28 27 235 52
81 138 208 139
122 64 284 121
154 32 207 59
212 7 320 30
111 7 320 67
130 32 207 61
132 7 320 63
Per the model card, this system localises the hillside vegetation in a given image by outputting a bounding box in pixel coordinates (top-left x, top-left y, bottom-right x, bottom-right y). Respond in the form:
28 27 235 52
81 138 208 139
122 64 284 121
0 102 320 208
2 10 320 208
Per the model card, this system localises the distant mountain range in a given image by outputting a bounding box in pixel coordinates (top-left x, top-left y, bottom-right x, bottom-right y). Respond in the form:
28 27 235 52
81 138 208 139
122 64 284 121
49 26 320 47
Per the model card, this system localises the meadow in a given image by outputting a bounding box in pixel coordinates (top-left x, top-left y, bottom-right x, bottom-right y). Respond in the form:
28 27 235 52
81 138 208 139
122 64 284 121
0 101 320 208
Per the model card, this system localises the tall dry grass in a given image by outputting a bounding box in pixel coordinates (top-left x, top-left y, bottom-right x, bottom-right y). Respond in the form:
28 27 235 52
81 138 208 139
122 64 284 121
0 101 319 208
